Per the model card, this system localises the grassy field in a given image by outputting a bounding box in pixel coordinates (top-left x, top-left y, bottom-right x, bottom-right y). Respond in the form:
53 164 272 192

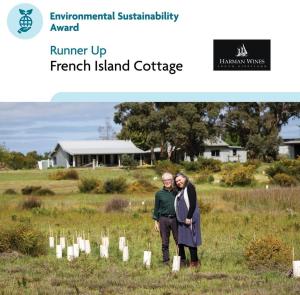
0 167 300 294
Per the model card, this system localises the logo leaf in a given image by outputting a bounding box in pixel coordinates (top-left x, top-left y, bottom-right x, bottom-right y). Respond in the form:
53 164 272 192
19 9 26 15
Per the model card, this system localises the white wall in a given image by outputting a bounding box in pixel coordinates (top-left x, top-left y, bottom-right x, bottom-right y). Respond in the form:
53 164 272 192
279 145 294 158
52 146 70 168
203 147 247 163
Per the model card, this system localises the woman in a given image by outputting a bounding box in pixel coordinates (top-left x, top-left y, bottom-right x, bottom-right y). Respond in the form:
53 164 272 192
174 173 201 267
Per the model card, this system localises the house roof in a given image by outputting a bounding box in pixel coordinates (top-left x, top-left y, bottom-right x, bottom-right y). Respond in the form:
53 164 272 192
283 139 300 145
52 140 146 155
204 138 229 147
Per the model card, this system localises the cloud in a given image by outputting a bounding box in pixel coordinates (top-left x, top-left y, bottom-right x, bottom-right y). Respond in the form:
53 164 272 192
0 102 119 153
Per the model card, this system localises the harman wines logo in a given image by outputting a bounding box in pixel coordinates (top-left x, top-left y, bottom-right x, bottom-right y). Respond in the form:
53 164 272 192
214 40 271 71
236 44 248 57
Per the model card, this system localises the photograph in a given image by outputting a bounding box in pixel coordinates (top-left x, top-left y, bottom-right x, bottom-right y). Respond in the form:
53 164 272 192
0 102 300 294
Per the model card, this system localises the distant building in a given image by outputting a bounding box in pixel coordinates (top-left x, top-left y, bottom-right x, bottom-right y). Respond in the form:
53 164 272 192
50 139 247 168
183 138 247 163
50 140 146 168
279 139 300 159
38 159 54 170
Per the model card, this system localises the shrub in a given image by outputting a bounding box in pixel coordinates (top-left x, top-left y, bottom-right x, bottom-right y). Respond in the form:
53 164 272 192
155 160 180 175
0 223 47 256
103 177 128 193
0 230 10 253
244 159 261 169
78 177 99 193
272 173 297 187
22 197 42 210
121 154 138 169
105 198 129 212
197 157 222 172
266 159 300 181
207 175 215 183
3 189 17 195
32 188 55 196
21 186 41 195
127 179 157 193
220 164 255 186
49 169 79 180
181 161 200 172
244 236 292 272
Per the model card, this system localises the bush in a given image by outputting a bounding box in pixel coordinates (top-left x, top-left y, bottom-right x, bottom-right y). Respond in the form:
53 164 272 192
21 186 41 195
127 179 157 193
181 161 200 172
105 198 129 212
32 188 55 196
0 223 47 256
220 164 255 186
197 157 222 172
49 169 79 180
121 154 138 169
244 159 261 169
272 173 297 187
207 175 214 183
244 236 292 272
78 177 99 193
0 230 10 252
3 189 17 195
22 197 42 210
155 160 181 175
103 177 128 193
266 159 300 181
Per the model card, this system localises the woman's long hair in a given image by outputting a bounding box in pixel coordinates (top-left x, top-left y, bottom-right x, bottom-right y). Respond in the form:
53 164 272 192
174 173 189 190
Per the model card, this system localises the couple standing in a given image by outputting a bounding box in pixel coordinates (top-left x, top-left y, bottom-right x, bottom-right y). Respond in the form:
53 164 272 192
153 172 201 267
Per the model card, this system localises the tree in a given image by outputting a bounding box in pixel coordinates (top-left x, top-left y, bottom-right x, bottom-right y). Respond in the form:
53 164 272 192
114 102 162 163
221 103 300 161
0 144 9 168
98 117 117 140
114 102 223 161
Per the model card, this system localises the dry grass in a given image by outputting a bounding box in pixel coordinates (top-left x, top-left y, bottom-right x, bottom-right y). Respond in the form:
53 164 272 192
0 168 300 294
222 187 300 211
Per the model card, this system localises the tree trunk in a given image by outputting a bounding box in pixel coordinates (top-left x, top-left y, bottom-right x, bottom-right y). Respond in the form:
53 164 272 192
151 147 156 165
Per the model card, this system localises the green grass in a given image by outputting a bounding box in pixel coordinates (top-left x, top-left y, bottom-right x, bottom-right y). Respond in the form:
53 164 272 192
0 167 300 294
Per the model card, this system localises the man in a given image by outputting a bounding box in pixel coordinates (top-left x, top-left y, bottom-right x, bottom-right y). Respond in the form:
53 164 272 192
153 172 178 264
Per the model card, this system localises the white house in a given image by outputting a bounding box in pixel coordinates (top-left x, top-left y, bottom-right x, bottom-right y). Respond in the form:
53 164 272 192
192 138 247 163
50 140 147 168
279 139 300 159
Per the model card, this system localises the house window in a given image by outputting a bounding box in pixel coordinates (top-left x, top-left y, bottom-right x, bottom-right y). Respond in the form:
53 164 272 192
53 157 57 165
233 149 237 156
211 150 220 157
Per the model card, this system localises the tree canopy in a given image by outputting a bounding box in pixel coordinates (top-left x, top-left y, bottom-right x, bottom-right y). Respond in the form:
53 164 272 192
114 102 300 162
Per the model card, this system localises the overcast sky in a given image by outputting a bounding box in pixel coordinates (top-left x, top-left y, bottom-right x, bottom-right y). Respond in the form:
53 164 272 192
0 103 299 154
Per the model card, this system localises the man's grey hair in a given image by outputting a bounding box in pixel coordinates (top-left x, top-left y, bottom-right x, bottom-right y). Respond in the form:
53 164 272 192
162 172 173 180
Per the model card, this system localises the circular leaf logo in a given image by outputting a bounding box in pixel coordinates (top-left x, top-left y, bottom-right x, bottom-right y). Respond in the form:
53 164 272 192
8 3 43 39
